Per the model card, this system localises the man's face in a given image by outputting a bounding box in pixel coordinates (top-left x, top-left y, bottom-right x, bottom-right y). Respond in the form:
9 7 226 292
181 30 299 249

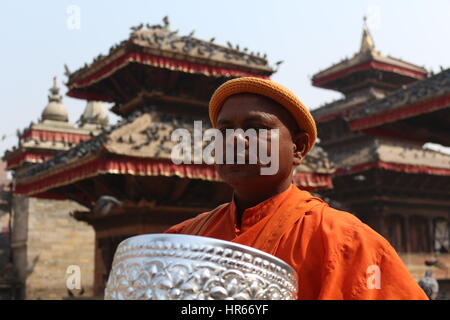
215 93 300 189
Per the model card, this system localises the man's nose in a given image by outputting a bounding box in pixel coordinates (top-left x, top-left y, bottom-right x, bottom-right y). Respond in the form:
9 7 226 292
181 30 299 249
234 131 250 146
224 130 250 149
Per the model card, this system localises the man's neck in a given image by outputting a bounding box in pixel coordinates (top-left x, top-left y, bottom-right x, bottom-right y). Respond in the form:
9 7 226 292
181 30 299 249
232 180 292 228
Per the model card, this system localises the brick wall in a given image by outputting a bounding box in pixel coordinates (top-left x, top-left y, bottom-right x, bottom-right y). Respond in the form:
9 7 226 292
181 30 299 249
11 196 95 300
0 162 7 185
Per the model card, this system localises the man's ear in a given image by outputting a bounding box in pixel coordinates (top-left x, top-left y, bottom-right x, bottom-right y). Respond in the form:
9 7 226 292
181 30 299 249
292 132 310 165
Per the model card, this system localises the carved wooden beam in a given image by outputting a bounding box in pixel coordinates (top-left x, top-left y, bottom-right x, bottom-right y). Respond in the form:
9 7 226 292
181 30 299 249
93 175 123 199
169 178 190 201
108 74 129 102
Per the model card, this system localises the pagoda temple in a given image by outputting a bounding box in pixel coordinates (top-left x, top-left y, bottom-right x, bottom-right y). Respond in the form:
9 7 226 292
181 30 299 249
3 78 107 175
2 78 110 299
311 21 450 284
10 19 335 297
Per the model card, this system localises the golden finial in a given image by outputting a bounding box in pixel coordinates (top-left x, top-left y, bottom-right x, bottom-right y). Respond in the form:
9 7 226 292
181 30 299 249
360 16 375 53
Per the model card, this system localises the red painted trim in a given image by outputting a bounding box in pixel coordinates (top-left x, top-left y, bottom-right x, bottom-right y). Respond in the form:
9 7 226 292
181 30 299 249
15 156 333 196
15 157 221 196
313 61 426 87
315 113 340 123
335 161 450 176
67 51 270 102
6 151 54 169
21 129 91 144
350 93 450 131
293 172 333 191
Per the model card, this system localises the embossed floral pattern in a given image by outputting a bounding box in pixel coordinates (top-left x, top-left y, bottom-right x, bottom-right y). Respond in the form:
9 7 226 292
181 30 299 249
105 237 297 300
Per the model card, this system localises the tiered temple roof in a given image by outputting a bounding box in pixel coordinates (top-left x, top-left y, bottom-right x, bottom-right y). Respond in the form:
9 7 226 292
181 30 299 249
312 20 428 123
3 78 107 171
312 49 426 92
65 18 275 111
310 21 450 258
330 137 450 177
348 68 450 146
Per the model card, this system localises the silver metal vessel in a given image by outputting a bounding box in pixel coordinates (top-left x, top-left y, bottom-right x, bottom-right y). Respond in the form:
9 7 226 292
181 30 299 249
104 234 297 300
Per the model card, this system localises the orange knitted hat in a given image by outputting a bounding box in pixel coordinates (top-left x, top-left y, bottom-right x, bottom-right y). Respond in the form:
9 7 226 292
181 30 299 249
209 77 317 154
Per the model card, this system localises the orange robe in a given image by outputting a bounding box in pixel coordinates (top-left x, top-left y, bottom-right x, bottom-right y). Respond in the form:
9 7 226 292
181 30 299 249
165 184 428 300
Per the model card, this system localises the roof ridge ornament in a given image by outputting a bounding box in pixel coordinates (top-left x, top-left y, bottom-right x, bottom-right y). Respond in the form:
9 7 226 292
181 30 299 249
48 76 62 103
41 76 69 122
162 16 170 29
127 18 270 67
360 16 375 53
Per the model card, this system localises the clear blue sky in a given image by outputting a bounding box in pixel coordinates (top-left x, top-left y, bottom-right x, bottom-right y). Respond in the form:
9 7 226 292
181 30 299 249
1 0 450 155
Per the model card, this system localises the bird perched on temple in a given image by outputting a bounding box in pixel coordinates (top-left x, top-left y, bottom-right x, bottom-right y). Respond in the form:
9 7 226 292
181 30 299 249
163 16 170 28
426 257 439 266
168 30 178 37
93 196 122 216
130 24 143 31
274 60 285 71
425 257 449 270
418 269 439 300
64 64 71 77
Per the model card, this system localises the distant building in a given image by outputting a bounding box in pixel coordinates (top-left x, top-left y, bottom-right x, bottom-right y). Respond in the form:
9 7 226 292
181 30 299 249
312 20 450 285
0 161 14 299
2 78 109 299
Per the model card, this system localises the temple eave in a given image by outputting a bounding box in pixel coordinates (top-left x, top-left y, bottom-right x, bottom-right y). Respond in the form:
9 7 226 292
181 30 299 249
350 93 450 132
68 49 273 92
313 60 427 89
14 156 220 196
335 160 450 176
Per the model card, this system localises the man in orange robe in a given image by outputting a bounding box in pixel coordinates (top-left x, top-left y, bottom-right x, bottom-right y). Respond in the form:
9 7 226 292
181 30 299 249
166 77 428 300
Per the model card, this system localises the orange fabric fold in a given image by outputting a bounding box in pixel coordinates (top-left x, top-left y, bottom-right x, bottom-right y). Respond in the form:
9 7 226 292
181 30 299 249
232 188 322 255
166 184 428 300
